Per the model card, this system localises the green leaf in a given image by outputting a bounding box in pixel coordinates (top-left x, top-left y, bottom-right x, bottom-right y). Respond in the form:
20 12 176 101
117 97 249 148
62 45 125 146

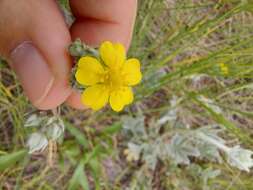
88 157 102 189
68 161 90 190
0 149 28 171
89 157 101 176
65 121 89 149
63 141 81 165
101 123 122 135
83 145 103 164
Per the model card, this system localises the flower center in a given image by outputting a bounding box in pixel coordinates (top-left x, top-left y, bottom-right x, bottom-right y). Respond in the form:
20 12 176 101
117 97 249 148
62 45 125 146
102 68 124 91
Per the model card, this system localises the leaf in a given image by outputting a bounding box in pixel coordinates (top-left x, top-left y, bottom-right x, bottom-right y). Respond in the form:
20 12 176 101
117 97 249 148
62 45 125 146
101 122 122 135
196 126 223 162
65 121 89 149
198 126 225 145
0 149 27 171
167 134 200 165
187 164 203 180
187 164 221 189
193 95 253 145
198 142 222 163
142 152 157 170
157 96 179 125
27 132 48 154
63 141 81 165
197 96 222 114
122 115 146 137
128 142 142 160
83 145 103 164
202 167 221 184
196 126 253 171
227 146 253 172
24 114 45 128
88 157 102 189
68 161 90 190
47 123 65 141
68 146 104 190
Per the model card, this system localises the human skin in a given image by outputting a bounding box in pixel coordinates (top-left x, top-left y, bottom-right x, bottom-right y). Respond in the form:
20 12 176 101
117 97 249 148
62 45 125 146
0 0 137 110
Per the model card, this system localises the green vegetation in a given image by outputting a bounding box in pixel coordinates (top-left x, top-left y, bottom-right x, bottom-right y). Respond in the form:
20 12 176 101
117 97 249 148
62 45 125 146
1 0 253 189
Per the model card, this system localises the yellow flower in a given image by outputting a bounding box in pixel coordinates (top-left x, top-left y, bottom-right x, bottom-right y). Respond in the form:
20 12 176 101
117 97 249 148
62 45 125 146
75 41 142 112
219 63 229 75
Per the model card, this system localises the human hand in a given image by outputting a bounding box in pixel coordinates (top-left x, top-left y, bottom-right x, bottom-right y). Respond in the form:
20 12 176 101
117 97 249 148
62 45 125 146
0 0 137 110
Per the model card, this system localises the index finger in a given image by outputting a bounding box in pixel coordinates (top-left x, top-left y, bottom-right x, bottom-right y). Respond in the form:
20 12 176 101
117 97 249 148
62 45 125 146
70 0 137 49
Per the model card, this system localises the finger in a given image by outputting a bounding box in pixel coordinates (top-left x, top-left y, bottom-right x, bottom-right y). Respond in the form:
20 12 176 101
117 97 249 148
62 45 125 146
65 90 87 110
69 0 137 48
66 0 137 107
0 0 72 110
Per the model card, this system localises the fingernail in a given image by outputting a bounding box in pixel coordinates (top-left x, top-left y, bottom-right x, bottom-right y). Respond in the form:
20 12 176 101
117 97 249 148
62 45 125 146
10 42 54 105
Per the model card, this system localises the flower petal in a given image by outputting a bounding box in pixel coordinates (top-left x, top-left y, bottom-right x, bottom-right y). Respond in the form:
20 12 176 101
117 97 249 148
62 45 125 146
99 41 126 69
75 56 104 86
113 43 126 66
122 58 142 86
81 84 109 111
109 87 134 112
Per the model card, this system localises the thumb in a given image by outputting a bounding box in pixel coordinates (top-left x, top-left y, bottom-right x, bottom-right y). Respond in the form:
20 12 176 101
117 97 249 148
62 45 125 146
2 0 72 109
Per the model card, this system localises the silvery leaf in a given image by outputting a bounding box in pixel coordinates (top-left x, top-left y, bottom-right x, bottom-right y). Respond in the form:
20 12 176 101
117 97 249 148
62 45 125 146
27 132 48 154
198 142 222 163
157 110 177 125
46 116 58 126
167 134 200 165
24 114 44 128
128 142 142 158
122 115 146 137
227 146 253 172
144 154 157 170
142 142 162 170
47 123 65 141
45 116 65 140
197 126 225 145
157 96 179 125
196 126 224 162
